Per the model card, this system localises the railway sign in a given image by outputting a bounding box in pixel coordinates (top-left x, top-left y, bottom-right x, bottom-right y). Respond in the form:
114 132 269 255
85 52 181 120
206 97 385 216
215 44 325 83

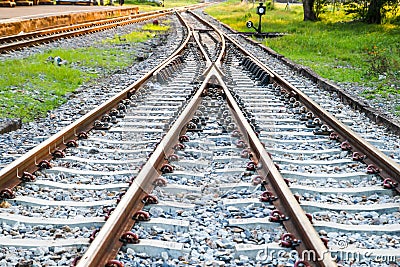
256 2 266 15
245 2 266 34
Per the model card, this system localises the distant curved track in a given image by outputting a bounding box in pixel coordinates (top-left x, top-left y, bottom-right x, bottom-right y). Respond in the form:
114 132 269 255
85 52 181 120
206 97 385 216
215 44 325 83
0 4 206 53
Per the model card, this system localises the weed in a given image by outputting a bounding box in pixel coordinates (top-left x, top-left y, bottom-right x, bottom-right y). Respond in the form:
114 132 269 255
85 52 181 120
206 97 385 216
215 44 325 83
244 12 252 20
361 84 400 100
395 105 400 116
364 45 400 78
142 23 170 31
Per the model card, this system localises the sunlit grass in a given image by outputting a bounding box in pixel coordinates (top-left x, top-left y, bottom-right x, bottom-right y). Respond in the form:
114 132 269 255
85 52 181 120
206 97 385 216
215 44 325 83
0 22 170 122
105 31 155 43
104 23 170 44
142 23 170 31
124 0 199 12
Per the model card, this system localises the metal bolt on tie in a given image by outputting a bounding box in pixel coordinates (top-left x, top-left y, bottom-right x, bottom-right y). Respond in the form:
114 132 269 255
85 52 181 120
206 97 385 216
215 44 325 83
383 178 398 189
366 164 380 174
53 149 65 158
252 175 264 186
132 210 150 221
340 141 352 151
89 229 99 243
168 154 179 162
153 177 168 187
37 159 51 169
119 231 139 244
259 191 278 203
0 188 15 199
105 260 124 267
142 195 158 205
160 164 174 174
269 209 289 223
280 233 301 248
352 151 366 161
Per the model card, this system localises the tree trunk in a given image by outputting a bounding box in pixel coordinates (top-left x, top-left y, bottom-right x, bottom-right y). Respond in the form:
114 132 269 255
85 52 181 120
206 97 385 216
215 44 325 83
366 0 384 24
303 0 317 21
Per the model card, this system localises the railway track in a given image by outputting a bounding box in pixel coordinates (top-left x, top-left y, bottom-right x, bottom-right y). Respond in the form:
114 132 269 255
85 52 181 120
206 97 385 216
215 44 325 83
0 6 398 267
196 10 400 266
0 3 208 53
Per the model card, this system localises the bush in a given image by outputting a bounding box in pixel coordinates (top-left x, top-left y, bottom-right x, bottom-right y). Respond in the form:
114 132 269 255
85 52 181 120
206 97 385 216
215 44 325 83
365 45 399 78
314 0 329 19
343 0 369 21
382 0 400 23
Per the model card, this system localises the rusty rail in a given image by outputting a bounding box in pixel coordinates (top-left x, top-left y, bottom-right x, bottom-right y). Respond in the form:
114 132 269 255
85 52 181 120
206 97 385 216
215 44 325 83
76 50 212 267
0 11 191 194
276 76 400 188
76 17 218 267
188 10 274 80
188 10 339 267
3 7 396 267
208 12 400 189
75 10 224 265
0 11 164 52
221 80 336 267
194 9 400 265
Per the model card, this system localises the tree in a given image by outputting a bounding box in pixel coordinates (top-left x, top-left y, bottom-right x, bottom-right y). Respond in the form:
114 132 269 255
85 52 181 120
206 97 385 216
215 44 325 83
366 0 400 23
344 0 399 24
303 0 318 21
365 0 384 23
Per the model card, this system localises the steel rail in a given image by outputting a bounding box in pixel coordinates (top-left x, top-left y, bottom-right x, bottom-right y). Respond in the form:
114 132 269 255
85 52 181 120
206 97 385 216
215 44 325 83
192 8 400 257
208 15 400 188
1 7 386 267
188 10 273 79
75 10 223 265
192 30 212 67
187 10 337 267
76 16 218 267
201 65 336 267
220 78 336 267
0 12 140 43
186 10 225 68
76 49 213 267
0 11 192 195
151 10 192 78
276 77 400 188
0 11 166 52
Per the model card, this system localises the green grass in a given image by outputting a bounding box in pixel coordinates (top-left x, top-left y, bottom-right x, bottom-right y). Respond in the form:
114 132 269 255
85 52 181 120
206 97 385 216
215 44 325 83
206 1 400 104
0 22 170 122
395 105 400 116
105 23 170 44
123 0 200 12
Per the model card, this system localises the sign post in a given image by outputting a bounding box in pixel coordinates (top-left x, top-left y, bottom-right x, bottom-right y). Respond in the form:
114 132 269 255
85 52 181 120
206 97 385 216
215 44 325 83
256 2 266 33
246 2 266 34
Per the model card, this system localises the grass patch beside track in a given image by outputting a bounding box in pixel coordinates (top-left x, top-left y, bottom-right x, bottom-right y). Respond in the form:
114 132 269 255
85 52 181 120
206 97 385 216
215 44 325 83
0 23 169 122
124 0 200 12
205 1 400 113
